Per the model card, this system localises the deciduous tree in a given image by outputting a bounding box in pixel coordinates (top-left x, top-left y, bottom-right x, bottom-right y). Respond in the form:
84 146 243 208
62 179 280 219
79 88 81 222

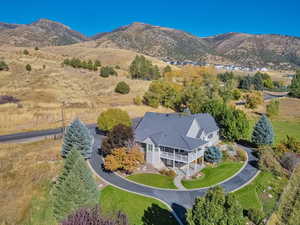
97 109 132 132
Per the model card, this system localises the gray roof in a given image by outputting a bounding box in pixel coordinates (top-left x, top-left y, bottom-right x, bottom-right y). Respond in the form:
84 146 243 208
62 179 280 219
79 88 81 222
135 112 219 151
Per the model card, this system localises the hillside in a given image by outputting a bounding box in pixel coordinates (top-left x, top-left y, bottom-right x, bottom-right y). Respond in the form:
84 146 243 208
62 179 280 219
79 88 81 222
0 46 172 135
0 19 88 47
92 22 300 70
1 19 300 70
203 32 300 70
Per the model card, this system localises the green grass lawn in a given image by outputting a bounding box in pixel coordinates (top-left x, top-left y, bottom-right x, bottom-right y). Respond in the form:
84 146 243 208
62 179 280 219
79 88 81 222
127 173 177 189
100 185 178 225
249 119 300 144
233 172 287 216
182 161 244 189
272 120 300 144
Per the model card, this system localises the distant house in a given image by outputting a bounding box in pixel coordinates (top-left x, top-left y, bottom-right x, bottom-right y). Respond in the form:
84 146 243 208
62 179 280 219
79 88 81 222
134 112 219 176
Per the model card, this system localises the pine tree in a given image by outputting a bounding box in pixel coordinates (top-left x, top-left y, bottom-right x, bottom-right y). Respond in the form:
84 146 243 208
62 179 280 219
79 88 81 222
251 115 274 146
52 154 99 222
61 119 94 159
204 146 222 163
57 148 81 185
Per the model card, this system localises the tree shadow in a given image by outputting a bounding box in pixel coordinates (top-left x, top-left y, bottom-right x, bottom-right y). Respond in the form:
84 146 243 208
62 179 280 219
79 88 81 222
171 203 187 225
142 203 179 225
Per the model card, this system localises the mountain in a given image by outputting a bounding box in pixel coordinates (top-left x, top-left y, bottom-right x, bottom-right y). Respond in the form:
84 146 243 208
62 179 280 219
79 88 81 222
92 22 300 70
1 19 300 70
91 22 211 61
0 19 88 47
202 32 300 70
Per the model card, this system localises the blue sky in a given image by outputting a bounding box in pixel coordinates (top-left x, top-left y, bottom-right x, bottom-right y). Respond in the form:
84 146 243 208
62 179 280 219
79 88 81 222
1 0 300 37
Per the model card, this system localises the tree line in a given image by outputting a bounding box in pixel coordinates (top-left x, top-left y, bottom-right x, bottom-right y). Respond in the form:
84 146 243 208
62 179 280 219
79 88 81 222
63 58 101 71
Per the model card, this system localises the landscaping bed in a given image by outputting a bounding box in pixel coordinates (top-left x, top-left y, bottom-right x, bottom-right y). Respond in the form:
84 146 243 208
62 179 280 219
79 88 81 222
126 173 177 189
233 171 288 216
100 185 179 225
182 161 244 189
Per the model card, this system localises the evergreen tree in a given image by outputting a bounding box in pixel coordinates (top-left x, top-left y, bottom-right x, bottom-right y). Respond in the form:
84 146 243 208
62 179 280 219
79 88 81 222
57 148 81 185
61 119 94 159
289 71 300 98
239 75 252 90
204 146 222 163
163 65 172 74
115 81 130 94
52 155 99 222
253 73 264 90
252 115 274 146
129 55 161 80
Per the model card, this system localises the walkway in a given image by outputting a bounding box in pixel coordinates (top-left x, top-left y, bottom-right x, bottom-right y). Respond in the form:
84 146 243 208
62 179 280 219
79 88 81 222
88 129 259 223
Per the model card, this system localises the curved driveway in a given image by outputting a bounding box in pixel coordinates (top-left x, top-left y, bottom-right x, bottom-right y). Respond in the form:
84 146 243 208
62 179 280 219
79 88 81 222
89 129 259 222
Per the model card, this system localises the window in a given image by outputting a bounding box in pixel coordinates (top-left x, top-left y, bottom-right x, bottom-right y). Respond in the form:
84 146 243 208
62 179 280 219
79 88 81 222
148 144 153 152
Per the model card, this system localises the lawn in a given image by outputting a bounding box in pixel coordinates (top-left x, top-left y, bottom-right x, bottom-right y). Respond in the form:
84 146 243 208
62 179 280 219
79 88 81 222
182 161 244 189
233 171 287 216
272 120 300 144
100 185 178 225
127 173 177 189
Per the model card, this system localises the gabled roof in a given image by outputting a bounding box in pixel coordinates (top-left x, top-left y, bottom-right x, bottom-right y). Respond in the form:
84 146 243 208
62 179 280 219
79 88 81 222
135 112 219 151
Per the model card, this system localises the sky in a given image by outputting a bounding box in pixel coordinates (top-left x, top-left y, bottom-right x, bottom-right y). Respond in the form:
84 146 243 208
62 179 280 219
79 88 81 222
1 0 300 37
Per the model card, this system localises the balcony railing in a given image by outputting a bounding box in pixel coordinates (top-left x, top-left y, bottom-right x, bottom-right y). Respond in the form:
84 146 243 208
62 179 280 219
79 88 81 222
160 150 204 163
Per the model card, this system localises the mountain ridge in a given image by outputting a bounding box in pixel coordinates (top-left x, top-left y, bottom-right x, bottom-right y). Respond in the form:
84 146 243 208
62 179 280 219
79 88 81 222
1 19 300 70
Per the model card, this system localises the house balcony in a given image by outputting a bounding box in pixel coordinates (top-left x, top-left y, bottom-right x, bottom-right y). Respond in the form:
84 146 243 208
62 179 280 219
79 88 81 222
160 150 204 163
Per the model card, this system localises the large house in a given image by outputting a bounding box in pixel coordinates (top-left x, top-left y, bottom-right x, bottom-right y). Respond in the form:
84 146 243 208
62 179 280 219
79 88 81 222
135 112 219 176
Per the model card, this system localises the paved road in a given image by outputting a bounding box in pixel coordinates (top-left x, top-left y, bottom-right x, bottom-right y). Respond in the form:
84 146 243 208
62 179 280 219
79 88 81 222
89 129 259 223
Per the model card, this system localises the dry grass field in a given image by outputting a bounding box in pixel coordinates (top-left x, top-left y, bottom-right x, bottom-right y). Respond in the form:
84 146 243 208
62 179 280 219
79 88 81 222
0 46 172 135
0 139 62 225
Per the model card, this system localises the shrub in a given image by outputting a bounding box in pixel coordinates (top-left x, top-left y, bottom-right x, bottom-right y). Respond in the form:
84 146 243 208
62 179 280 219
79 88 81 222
258 148 284 176
232 89 242 100
159 169 176 177
115 81 130 94
204 146 222 163
61 206 128 225
34 46 39 51
115 65 120 69
97 108 132 132
0 61 9 71
100 66 117 77
247 208 265 225
25 64 32 72
266 99 279 118
252 115 274 146
243 91 263 109
236 148 247 161
23 49 29 55
104 146 144 173
133 96 142 105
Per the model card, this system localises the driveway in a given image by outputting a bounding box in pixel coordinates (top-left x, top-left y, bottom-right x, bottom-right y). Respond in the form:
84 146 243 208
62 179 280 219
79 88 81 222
88 128 259 223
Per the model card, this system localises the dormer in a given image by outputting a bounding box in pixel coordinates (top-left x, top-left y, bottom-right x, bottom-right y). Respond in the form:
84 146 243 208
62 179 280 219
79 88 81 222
186 119 200 138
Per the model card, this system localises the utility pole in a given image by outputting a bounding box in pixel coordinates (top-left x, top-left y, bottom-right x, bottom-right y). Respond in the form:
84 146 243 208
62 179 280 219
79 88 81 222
61 101 65 137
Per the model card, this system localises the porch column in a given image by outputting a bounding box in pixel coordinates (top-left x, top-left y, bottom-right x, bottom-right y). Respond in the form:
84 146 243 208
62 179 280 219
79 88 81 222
173 149 175 168
196 149 198 170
